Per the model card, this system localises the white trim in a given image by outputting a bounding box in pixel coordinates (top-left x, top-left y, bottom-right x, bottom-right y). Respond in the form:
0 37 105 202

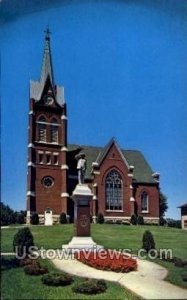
93 183 98 187
53 152 59 155
128 174 134 177
61 115 68 120
61 164 69 170
130 197 135 202
27 162 36 167
46 151 51 154
105 216 128 219
28 143 35 148
38 150 44 154
93 195 97 200
129 165 134 170
61 192 69 197
93 171 100 175
141 210 149 214
130 185 133 189
105 210 124 212
61 146 68 151
29 110 34 115
36 121 60 126
27 191 35 196
92 162 99 167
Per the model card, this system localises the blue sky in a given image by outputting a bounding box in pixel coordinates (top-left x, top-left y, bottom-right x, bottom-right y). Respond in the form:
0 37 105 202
1 0 187 219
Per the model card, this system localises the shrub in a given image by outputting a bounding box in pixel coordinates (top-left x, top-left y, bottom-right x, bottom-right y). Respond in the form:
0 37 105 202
42 272 73 286
13 227 34 257
30 213 39 225
137 215 144 225
75 250 137 273
115 220 123 224
72 279 107 294
174 258 187 268
105 220 114 224
142 230 155 253
0 202 16 225
97 213 104 224
15 211 25 224
159 217 166 226
60 212 67 224
130 214 137 225
24 262 48 275
181 269 187 282
19 258 37 267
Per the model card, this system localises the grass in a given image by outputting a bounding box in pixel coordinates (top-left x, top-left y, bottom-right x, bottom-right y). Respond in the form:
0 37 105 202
1 224 187 291
1 256 139 300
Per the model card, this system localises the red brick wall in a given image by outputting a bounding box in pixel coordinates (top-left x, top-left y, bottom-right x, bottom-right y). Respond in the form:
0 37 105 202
135 185 160 218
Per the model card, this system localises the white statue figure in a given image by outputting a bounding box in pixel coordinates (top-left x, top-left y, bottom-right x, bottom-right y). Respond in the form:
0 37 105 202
75 153 87 184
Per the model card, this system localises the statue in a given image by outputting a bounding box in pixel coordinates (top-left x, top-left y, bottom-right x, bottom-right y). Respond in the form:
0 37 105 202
75 153 87 184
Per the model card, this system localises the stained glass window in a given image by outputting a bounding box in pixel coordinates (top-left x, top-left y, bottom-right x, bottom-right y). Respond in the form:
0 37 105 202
105 170 123 210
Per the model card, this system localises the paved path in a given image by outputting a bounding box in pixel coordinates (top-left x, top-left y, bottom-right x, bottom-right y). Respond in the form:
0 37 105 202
53 256 187 299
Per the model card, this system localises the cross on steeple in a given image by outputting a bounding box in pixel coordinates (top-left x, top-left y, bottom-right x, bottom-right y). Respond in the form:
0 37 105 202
44 27 51 41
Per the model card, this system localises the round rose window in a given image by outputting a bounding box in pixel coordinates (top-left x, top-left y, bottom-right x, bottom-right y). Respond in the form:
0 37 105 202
42 176 54 188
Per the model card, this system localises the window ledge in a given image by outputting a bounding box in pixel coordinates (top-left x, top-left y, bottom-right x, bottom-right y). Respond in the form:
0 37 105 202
105 210 124 212
141 211 149 214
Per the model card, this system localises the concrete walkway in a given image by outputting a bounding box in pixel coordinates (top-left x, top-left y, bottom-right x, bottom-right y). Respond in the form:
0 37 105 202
53 256 187 299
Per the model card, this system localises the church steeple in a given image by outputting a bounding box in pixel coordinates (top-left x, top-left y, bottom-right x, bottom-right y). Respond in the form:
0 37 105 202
40 28 54 86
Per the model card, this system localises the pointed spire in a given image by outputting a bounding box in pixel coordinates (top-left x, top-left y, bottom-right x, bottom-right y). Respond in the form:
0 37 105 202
40 27 54 86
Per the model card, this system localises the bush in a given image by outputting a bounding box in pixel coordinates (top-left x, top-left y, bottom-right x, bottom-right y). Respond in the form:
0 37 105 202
13 227 34 257
15 211 25 224
72 279 107 295
142 230 155 253
166 218 181 228
181 269 187 282
174 258 187 268
60 212 67 224
30 213 39 225
97 213 104 224
130 214 137 225
42 272 73 286
115 220 123 224
159 217 166 226
137 215 144 225
105 220 114 224
24 262 48 275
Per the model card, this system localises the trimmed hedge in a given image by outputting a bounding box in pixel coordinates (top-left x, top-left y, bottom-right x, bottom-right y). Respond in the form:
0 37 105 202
72 279 107 294
137 215 144 225
42 272 73 286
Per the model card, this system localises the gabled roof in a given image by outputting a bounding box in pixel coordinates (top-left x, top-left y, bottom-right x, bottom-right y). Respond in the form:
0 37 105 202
178 203 187 208
68 143 156 184
30 29 64 106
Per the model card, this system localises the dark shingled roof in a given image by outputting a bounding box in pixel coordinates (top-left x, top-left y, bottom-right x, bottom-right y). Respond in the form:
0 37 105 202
68 144 156 184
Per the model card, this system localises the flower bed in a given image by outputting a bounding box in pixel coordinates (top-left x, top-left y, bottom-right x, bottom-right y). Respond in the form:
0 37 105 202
74 250 137 273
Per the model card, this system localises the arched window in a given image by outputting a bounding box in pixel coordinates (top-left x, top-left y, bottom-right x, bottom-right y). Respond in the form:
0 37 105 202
37 116 47 142
105 170 123 210
50 118 58 143
141 192 149 212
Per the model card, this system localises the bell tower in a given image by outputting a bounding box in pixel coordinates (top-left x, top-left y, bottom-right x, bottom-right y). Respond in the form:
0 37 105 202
26 29 69 223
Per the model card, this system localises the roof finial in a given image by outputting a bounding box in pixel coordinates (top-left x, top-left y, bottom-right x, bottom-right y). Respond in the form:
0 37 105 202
44 26 51 41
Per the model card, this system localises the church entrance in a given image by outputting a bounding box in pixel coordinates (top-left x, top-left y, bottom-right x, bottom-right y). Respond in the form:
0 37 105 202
44 208 53 225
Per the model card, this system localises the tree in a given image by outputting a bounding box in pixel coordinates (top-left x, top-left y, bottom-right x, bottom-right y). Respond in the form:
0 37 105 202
13 227 34 257
0 202 15 225
142 230 155 253
159 192 168 217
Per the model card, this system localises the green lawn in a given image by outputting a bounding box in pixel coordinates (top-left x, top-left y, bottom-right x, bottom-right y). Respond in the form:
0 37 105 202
1 224 187 294
1 256 139 300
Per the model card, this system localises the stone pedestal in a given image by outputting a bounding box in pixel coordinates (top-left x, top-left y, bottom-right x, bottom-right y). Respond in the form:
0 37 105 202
62 184 103 252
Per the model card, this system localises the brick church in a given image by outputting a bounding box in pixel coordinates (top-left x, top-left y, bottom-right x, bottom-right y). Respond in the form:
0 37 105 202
26 30 160 224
